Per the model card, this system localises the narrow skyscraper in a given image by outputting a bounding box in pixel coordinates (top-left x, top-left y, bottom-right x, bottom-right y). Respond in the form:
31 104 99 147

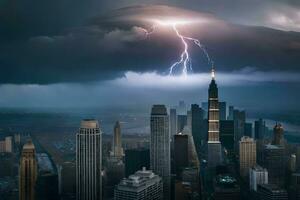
207 65 222 168
76 119 102 200
19 140 37 200
150 105 170 200
113 121 123 158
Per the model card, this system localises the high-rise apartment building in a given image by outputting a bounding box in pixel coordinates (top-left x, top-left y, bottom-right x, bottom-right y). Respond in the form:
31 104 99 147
76 119 102 200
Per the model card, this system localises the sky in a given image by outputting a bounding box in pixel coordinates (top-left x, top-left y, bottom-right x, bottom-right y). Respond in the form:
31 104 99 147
0 0 300 111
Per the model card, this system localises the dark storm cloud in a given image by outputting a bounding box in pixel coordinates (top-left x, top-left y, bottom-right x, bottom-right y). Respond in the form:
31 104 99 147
1 5 300 84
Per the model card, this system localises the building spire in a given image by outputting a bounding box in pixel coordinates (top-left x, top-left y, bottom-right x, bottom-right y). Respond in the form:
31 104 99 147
211 62 215 80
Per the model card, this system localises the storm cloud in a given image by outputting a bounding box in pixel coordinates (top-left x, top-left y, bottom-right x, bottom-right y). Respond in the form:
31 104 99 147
0 5 300 84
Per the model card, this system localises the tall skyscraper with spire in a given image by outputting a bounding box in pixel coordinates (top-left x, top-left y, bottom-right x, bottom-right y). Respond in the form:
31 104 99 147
76 119 102 200
19 140 37 200
207 65 222 168
150 105 170 200
112 121 123 158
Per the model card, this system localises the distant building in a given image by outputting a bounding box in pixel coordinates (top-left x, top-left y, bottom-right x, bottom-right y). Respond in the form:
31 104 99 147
104 157 125 198
207 66 222 168
112 121 124 158
114 168 163 200
191 104 205 152
177 115 187 133
272 123 284 146
262 144 285 186
150 105 170 199
174 134 189 178
170 108 177 137
233 109 245 143
255 119 266 140
239 136 256 177
19 141 37 200
58 161 76 200
125 148 150 177
220 120 235 157
76 119 102 200
0 136 13 153
35 153 59 200
219 102 227 120
249 165 268 191
178 100 187 115
257 184 288 200
228 106 234 120
244 122 253 138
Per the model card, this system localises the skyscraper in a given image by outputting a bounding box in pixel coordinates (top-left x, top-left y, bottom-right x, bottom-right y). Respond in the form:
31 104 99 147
170 108 177 137
191 104 205 153
207 66 222 168
220 120 235 157
239 136 256 177
233 109 245 142
219 102 227 120
19 140 37 200
255 119 266 140
150 105 170 199
262 144 285 186
112 121 123 158
272 123 284 146
174 134 189 178
76 119 102 200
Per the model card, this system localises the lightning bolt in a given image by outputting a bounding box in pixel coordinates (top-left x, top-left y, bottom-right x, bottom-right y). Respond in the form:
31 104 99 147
143 22 212 76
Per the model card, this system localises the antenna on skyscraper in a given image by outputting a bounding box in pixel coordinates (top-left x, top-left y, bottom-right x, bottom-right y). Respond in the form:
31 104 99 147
211 61 215 80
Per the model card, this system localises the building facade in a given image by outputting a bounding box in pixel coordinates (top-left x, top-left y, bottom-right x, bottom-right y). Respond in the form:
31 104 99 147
249 165 268 191
239 136 256 177
150 105 170 199
76 119 102 200
19 141 37 200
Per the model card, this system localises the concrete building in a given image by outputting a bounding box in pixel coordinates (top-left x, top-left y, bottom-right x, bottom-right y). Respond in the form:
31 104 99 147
249 165 268 191
76 119 102 200
19 141 37 200
150 105 170 199
239 136 256 177
114 168 163 200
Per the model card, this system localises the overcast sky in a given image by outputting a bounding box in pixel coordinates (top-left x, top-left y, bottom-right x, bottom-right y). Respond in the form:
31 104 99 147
0 1 299 110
